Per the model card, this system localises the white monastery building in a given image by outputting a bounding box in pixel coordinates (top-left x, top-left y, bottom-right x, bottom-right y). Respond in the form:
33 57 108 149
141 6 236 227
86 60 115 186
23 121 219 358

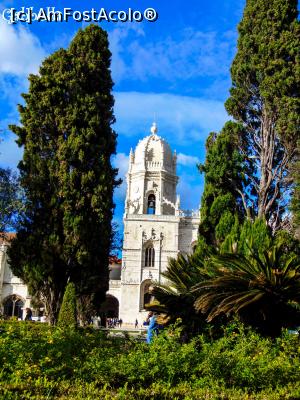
108 123 200 323
0 234 31 319
0 124 200 324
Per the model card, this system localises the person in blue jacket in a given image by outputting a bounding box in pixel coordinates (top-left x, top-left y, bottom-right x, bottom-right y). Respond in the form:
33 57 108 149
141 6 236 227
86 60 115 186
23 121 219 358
146 312 160 343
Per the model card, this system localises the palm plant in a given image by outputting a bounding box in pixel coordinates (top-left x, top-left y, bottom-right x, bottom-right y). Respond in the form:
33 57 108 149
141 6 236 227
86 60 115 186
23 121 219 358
194 241 300 337
146 252 212 336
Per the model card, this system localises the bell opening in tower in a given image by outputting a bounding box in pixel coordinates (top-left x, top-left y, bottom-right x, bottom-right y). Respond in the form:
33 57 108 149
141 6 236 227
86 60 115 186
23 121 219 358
147 194 156 215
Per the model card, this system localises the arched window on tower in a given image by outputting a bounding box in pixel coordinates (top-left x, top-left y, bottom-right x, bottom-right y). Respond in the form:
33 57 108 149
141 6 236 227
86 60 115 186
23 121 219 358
147 194 156 214
145 245 155 267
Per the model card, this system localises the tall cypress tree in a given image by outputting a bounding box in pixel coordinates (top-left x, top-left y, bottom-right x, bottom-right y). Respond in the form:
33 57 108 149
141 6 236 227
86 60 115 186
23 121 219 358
198 0 299 251
8 25 118 324
225 0 300 230
197 122 247 251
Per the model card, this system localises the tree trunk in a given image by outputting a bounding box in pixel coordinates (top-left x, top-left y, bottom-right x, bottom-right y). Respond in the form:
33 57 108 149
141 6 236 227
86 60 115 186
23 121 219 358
43 287 64 325
258 108 276 219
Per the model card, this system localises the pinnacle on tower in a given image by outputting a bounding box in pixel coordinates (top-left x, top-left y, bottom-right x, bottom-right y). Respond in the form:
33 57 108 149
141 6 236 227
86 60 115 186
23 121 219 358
129 148 134 162
150 122 158 135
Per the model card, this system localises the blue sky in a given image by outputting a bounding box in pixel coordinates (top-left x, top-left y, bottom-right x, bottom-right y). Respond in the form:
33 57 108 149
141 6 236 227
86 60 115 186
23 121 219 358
0 0 246 231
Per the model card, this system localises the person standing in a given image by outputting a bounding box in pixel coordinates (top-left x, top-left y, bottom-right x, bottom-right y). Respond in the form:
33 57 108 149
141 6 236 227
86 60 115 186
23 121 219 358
25 308 32 321
146 312 159 343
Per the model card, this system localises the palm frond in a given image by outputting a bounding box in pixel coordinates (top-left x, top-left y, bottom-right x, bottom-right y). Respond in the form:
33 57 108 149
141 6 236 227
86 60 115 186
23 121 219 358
193 240 300 336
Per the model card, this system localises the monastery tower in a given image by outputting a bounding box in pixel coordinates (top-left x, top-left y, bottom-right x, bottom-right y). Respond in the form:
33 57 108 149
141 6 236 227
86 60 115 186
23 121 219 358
118 123 200 323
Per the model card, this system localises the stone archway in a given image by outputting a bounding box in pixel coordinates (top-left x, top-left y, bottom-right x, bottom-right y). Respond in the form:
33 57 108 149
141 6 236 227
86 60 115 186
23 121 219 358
140 280 154 310
99 294 119 318
3 295 24 319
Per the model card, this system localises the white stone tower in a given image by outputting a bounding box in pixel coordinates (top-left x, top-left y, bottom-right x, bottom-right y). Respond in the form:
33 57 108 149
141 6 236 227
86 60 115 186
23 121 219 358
119 124 200 324
124 122 179 217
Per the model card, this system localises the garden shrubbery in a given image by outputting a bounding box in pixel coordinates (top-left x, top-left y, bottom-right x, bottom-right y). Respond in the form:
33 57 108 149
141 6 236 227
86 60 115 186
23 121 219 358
0 320 299 399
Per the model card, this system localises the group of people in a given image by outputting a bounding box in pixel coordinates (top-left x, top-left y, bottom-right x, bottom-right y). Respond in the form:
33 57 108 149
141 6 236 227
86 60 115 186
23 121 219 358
24 308 161 343
24 308 47 322
107 317 123 328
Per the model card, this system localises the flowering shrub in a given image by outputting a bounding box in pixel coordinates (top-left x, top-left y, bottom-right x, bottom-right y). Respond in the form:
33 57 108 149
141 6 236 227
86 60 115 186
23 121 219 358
0 321 299 399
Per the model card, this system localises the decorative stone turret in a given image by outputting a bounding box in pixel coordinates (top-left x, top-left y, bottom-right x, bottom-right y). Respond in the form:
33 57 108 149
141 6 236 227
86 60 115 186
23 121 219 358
124 123 178 217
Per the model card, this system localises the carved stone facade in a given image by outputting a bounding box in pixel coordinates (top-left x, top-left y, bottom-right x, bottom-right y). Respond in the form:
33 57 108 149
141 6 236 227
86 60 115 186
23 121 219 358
0 234 31 319
115 124 200 324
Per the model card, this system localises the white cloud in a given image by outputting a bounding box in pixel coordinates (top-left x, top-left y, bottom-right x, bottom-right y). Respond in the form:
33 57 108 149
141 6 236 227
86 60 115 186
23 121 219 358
113 152 129 179
114 91 228 144
0 21 46 76
179 187 202 211
109 26 236 84
177 174 203 211
177 153 199 167
112 152 129 201
108 24 145 84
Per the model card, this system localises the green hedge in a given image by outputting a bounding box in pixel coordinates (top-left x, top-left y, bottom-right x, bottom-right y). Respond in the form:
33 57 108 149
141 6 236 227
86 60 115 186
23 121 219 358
0 321 299 399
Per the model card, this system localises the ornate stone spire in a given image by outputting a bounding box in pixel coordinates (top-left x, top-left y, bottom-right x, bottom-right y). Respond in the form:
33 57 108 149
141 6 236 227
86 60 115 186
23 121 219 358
129 148 134 163
150 122 158 135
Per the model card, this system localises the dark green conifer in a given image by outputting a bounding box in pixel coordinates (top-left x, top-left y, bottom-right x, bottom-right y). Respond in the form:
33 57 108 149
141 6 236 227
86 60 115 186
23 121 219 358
8 25 118 324
198 122 247 251
57 282 77 330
